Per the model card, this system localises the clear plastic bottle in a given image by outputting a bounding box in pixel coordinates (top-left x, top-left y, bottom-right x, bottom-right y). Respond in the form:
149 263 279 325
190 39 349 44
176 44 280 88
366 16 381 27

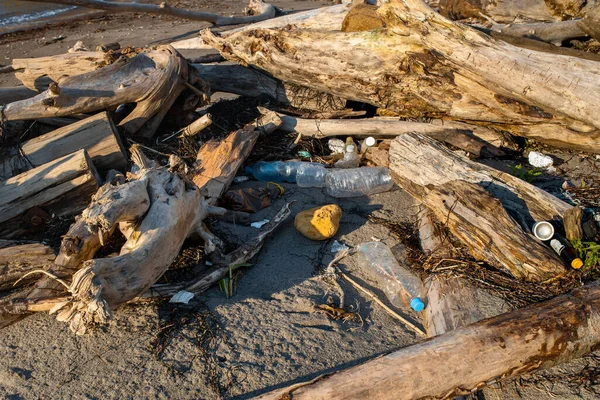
244 161 301 183
334 137 360 168
356 242 426 312
297 163 328 188
324 167 394 198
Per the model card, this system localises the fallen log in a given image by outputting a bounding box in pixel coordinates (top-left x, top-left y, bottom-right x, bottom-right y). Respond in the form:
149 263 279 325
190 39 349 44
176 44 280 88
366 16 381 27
258 279 600 400
0 240 55 291
389 133 570 223
2 46 205 138
273 113 509 156
23 0 278 25
202 0 600 153
423 180 565 281
192 109 283 202
439 0 590 22
488 20 587 46
0 150 101 239
12 51 109 91
1 112 127 179
417 208 454 259
578 2 600 41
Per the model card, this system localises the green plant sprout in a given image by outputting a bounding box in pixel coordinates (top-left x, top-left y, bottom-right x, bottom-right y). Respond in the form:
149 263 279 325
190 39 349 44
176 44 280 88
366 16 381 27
218 263 252 298
571 239 600 270
510 164 542 183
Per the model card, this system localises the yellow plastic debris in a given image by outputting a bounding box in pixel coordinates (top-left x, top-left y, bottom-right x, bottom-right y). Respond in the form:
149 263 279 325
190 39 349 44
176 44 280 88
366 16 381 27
294 204 342 241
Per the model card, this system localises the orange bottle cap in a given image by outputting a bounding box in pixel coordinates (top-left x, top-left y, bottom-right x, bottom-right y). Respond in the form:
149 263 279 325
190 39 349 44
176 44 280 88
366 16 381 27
572 258 584 269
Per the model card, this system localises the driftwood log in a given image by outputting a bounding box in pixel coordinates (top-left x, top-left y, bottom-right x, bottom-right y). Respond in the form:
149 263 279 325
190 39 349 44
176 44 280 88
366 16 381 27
0 150 101 239
2 46 206 138
201 0 600 153
0 86 37 104
0 112 127 179
0 240 55 291
258 279 600 400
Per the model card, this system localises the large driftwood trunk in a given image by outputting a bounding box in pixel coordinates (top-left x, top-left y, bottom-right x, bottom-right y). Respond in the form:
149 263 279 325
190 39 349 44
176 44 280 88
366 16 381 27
0 150 101 239
0 240 55 291
1 112 127 179
259 280 600 400
3 46 204 138
202 0 600 153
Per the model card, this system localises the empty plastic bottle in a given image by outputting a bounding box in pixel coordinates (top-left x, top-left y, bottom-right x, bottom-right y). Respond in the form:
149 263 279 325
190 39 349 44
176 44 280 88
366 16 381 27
334 137 360 168
357 242 426 312
244 161 300 183
297 163 328 188
324 167 394 198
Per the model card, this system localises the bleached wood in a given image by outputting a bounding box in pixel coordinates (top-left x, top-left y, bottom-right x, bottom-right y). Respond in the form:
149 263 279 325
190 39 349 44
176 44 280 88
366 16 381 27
0 241 55 291
439 0 589 22
1 112 127 179
202 0 600 153
0 150 101 239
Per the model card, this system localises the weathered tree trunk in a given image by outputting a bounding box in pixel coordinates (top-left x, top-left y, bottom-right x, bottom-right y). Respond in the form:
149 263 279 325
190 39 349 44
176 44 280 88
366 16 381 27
578 2 600 41
12 51 109 91
1 112 127 180
258 279 600 400
0 240 55 291
3 46 205 138
417 208 454 259
192 109 283 202
202 0 600 153
389 133 570 223
24 0 278 25
424 180 565 281
0 150 101 239
274 113 509 156
439 0 591 22
488 20 587 46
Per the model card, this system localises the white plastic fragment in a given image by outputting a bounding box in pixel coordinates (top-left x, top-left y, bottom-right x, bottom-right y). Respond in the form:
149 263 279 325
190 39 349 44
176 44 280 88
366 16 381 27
169 290 195 304
251 219 270 229
330 240 350 253
233 176 249 183
528 151 553 168
328 138 345 154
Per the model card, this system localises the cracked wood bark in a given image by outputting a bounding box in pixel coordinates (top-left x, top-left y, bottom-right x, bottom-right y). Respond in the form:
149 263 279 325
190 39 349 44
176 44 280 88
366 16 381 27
191 109 283 203
423 180 565 281
202 0 600 153
0 150 101 239
258 279 600 400
0 112 127 180
24 0 277 25
389 133 570 223
0 240 55 291
2 46 203 138
439 0 591 22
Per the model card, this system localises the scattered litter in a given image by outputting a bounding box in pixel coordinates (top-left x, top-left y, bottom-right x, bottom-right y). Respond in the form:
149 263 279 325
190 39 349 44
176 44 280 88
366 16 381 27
251 219 270 228
169 290 195 304
205 260 213 266
297 150 312 158
328 138 345 154
528 151 553 168
233 176 249 183
331 240 349 253
295 204 342 240
220 184 283 213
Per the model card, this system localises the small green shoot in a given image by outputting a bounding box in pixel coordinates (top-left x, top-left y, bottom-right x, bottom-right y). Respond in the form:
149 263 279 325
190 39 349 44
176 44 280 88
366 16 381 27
571 239 600 270
217 263 252 298
510 164 542 183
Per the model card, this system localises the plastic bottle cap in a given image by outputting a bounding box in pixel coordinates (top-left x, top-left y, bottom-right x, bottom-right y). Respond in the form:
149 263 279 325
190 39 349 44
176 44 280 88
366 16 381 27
572 258 584 269
410 298 425 312
532 221 554 241
365 137 376 147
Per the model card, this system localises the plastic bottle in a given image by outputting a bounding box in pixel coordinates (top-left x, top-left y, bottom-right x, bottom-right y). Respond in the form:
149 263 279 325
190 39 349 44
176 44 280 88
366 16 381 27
324 167 394 198
334 137 361 168
297 163 328 188
356 242 426 312
245 161 304 183
360 137 377 154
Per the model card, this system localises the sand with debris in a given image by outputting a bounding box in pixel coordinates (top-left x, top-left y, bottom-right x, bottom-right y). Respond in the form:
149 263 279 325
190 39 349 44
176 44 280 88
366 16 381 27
2 2 600 399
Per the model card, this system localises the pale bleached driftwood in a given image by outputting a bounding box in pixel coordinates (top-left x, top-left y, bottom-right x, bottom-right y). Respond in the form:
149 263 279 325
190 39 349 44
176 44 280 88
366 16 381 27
1 112 127 179
489 19 587 46
0 150 101 239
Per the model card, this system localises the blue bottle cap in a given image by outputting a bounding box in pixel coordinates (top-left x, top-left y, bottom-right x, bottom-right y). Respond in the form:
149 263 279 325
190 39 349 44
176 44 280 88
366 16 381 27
410 298 425 312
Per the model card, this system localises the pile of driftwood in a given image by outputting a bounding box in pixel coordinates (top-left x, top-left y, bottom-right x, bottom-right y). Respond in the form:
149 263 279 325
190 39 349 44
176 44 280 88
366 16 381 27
2 0 600 397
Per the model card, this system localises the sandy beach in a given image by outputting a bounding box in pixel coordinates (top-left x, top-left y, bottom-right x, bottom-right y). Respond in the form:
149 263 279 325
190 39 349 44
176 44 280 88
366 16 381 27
2 1 600 399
